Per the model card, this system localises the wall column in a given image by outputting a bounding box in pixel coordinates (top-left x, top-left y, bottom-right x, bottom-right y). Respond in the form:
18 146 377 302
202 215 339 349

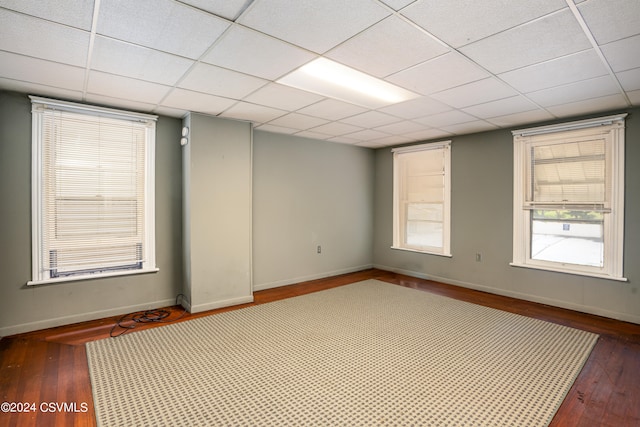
182 113 253 312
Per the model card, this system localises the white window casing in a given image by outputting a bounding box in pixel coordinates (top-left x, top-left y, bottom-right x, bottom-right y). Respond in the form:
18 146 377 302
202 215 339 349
392 141 451 256
29 96 158 285
511 114 626 281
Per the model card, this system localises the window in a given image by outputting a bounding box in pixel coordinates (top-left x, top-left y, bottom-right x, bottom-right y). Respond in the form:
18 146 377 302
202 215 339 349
392 141 451 256
29 96 157 285
512 114 626 280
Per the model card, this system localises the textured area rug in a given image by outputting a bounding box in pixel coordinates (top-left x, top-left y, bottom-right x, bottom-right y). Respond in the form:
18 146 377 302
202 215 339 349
86 280 598 426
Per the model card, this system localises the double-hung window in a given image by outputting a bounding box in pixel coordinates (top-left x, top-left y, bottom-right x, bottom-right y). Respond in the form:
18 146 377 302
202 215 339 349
392 141 451 256
29 96 157 285
512 114 626 280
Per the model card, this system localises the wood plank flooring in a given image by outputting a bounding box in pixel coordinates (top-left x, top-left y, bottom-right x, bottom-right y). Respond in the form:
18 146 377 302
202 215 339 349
1 269 639 426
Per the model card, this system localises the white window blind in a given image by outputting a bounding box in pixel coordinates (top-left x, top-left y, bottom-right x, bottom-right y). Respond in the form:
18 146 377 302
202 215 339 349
392 141 451 256
526 137 608 208
30 96 157 284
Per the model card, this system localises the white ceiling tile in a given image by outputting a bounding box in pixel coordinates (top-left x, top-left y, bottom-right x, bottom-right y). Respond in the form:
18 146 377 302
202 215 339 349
431 78 517 108
97 0 230 59
462 96 538 118
577 0 640 44
401 0 566 48
366 135 413 146
627 89 640 104
310 121 363 136
87 71 172 104
202 26 315 80
355 141 389 149
378 96 452 119
161 88 237 115
243 83 324 110
237 0 390 53
441 120 499 134
296 99 368 121
601 34 640 72
326 15 449 77
294 130 332 140
403 128 454 141
414 110 478 127
0 9 89 67
379 0 416 11
179 0 253 21
374 120 424 135
268 113 329 130
498 50 608 93
546 94 629 117
616 68 640 91
344 128 390 141
0 78 83 101
179 63 268 99
255 123 299 134
388 53 490 95
525 75 620 107
327 135 362 144
340 111 401 128
460 9 591 74
153 105 188 118
0 51 85 91
91 36 194 85
0 0 95 30
84 93 158 113
220 102 287 124
486 109 555 127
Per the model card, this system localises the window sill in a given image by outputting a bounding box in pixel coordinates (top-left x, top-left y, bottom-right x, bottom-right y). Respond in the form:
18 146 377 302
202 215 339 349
27 267 159 286
509 262 626 282
391 246 452 258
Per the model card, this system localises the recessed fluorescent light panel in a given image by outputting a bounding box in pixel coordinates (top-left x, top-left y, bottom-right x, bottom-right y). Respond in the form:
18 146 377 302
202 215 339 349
277 58 420 108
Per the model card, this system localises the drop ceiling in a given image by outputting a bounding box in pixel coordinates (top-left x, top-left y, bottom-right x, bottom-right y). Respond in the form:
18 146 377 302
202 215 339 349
0 0 638 148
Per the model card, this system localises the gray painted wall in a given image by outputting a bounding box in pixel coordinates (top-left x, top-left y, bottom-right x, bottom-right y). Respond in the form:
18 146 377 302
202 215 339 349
0 91 376 335
252 131 374 290
0 91 184 336
2 88 637 334
373 107 640 324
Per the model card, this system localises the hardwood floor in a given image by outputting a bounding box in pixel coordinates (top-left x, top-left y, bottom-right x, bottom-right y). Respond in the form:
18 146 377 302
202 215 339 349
1 269 639 426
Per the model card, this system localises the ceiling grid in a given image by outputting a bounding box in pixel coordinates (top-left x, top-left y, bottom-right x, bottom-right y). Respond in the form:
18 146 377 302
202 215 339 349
0 0 637 147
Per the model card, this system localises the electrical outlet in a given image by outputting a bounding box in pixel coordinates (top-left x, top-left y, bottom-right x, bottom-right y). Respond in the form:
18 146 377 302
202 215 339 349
317 245 322 254
475 253 482 262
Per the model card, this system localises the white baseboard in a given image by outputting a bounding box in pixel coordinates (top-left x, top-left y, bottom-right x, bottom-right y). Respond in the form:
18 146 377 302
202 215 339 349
180 297 192 312
374 264 640 325
0 298 177 338
189 295 254 314
253 264 373 292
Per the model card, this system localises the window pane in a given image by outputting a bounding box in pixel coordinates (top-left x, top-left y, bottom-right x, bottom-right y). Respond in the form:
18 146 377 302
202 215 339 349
408 202 442 221
407 221 443 248
406 203 443 248
530 210 604 267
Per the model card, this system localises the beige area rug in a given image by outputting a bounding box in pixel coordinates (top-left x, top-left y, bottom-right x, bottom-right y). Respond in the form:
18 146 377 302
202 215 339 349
86 280 598 426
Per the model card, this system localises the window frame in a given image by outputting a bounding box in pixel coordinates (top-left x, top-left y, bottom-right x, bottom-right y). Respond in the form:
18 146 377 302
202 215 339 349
391 141 452 257
28 96 158 285
511 114 626 281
